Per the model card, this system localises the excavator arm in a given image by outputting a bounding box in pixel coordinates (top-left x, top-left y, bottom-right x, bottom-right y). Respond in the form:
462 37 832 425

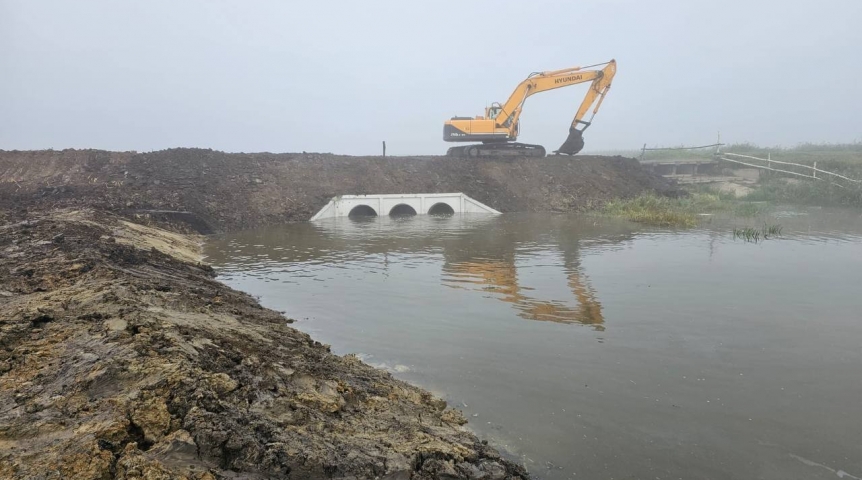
494 60 616 155
557 60 616 154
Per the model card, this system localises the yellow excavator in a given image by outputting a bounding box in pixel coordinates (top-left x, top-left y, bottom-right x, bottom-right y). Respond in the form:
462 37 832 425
443 60 617 157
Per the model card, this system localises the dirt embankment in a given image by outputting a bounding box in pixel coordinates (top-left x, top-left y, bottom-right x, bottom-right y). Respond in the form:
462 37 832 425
0 149 677 232
0 209 528 479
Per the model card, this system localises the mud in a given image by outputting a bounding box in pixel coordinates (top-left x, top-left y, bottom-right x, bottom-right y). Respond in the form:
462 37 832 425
0 149 677 232
0 209 528 479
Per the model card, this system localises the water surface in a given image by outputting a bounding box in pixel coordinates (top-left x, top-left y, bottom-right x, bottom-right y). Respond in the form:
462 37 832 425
205 209 862 480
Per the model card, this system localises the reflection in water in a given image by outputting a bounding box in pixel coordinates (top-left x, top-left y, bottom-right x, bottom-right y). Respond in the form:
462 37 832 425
431 215 618 328
445 259 604 328
346 214 621 329
210 214 631 330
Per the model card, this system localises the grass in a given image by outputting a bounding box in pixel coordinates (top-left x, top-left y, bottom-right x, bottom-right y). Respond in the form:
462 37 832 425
724 142 862 169
764 224 782 236
601 195 699 227
739 173 862 207
592 141 862 167
733 227 761 242
733 224 782 243
600 191 766 227
596 141 862 208
590 146 720 163
719 142 862 207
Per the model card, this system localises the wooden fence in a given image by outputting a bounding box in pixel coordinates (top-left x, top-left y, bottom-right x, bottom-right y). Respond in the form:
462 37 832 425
718 152 861 188
639 142 723 162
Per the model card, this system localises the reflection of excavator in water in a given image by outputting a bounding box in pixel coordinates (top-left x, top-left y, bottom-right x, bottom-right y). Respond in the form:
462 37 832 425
445 259 605 330
443 60 616 158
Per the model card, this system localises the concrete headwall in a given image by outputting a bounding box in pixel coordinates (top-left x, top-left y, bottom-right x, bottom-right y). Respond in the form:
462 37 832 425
311 193 501 219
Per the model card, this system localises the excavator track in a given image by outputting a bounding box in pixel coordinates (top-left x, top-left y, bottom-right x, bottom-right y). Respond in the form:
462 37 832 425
447 143 546 158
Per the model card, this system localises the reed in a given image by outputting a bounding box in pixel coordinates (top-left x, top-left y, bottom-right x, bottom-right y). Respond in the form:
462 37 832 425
733 223 782 243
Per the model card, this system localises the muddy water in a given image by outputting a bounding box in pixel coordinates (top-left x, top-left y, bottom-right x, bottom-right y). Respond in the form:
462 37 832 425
205 208 862 480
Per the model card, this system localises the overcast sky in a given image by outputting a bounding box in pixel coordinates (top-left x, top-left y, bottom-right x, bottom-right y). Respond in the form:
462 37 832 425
2 1 861 155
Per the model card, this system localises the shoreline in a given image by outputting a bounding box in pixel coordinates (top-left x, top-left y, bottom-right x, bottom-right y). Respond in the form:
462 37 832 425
0 208 529 479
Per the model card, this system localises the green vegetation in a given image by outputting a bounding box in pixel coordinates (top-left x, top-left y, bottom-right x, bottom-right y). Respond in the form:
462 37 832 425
601 194 699 227
728 143 862 207
733 227 761 242
742 177 862 207
733 224 782 243
591 145 719 163
600 191 766 227
725 142 862 168
596 142 862 208
763 223 782 236
593 141 862 168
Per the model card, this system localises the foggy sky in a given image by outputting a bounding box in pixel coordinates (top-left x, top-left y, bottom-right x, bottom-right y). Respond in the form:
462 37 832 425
2 0 861 155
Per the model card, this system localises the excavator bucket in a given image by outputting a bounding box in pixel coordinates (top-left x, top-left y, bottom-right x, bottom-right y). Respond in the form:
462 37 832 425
555 128 585 155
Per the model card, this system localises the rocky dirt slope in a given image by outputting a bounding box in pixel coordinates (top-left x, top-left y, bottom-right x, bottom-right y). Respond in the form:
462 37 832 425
0 209 528 479
0 149 677 232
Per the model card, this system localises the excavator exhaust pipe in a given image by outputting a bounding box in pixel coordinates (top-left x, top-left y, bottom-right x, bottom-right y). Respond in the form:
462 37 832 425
555 128 585 155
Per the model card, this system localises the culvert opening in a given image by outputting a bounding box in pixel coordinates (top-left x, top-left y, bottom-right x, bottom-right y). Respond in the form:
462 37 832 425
389 204 417 217
428 203 455 216
348 205 377 217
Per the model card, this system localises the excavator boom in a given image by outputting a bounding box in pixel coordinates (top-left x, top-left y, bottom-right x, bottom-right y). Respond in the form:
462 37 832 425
444 60 616 157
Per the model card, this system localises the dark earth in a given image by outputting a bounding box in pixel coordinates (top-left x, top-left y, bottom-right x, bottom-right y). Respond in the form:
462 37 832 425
0 149 676 232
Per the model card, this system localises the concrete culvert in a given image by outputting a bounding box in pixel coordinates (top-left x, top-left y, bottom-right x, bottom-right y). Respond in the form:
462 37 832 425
428 203 455 216
389 204 417 216
348 205 377 217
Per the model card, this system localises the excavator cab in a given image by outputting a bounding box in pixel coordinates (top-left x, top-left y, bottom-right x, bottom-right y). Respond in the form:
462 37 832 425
486 105 502 121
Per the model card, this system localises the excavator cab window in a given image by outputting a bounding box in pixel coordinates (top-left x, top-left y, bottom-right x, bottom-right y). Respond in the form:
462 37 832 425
488 106 501 120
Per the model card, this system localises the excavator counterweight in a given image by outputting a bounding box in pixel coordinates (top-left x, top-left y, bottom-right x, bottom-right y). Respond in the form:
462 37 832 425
443 60 616 158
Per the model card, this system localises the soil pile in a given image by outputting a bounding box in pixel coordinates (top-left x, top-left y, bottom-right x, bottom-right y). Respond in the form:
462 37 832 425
0 149 677 232
0 209 528 479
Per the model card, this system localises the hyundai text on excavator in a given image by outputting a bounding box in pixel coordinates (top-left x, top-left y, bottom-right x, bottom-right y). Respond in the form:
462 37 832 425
443 60 616 158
